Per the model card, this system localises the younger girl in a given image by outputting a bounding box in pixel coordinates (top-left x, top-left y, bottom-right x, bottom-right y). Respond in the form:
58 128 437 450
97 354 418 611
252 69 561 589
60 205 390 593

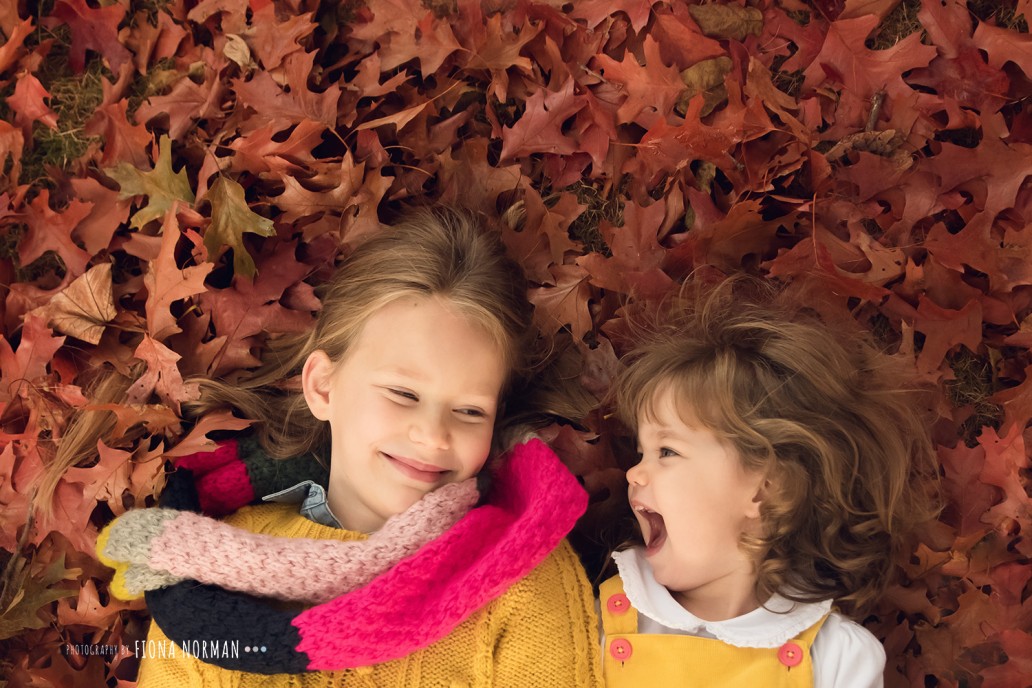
91 208 602 686
600 279 936 688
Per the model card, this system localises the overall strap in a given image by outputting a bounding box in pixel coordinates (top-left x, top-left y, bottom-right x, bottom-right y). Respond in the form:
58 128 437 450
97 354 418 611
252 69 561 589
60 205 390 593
599 575 638 636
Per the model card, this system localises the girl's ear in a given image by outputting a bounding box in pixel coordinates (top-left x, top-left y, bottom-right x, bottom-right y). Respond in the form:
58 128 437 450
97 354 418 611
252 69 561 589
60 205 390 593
745 475 771 521
301 350 335 421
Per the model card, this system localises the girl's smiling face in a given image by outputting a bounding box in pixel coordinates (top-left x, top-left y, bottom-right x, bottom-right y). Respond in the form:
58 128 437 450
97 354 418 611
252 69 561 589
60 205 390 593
627 385 767 621
302 295 507 533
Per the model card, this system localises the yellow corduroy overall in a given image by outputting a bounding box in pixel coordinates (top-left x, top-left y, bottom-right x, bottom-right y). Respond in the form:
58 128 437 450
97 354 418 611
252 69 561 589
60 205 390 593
600 575 828 687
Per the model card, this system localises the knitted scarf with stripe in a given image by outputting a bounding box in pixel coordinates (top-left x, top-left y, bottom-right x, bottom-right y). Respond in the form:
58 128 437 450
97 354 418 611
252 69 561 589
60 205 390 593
104 438 586 674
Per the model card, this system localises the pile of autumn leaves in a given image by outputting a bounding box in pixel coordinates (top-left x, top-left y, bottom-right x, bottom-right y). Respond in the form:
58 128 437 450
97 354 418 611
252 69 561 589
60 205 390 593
1 0 1031 685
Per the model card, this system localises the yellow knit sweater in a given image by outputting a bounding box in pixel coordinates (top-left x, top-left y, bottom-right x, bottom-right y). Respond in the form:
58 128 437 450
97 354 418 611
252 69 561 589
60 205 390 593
136 503 603 688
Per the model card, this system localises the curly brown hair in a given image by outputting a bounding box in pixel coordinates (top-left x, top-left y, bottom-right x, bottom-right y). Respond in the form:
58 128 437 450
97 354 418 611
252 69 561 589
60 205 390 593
614 277 939 616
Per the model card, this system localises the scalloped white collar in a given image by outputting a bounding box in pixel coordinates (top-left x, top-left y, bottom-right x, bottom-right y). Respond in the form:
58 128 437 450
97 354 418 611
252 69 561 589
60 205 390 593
612 547 832 648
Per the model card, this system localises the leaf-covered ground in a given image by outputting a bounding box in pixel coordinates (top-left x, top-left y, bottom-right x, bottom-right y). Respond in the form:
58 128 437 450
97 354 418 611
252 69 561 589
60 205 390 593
1 0 1031 685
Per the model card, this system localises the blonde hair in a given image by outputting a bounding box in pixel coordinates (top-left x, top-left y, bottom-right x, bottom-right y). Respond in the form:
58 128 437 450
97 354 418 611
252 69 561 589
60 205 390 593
615 277 939 616
38 207 548 514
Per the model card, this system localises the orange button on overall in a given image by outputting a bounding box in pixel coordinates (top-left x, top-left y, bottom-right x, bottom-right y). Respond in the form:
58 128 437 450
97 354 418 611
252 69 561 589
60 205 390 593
606 594 630 614
609 638 633 661
778 641 803 667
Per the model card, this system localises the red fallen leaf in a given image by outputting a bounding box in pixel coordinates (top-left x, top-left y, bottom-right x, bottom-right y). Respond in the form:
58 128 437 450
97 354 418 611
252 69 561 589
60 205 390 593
196 244 314 371
227 120 324 177
0 17 32 73
244 3 316 72
17 189 93 279
912 296 982 375
135 63 227 141
528 264 593 341
0 443 32 552
5 71 58 138
651 6 726 67
84 100 153 169
68 177 131 256
124 8 190 74
466 12 539 102
979 629 1032 688
56 578 129 628
577 201 674 300
163 409 251 460
62 440 133 517
233 51 341 129
937 442 997 536
143 212 212 341
0 120 24 190
437 138 530 213
125 335 200 414
500 77 585 162
800 14 937 121
994 364 1032 432
972 21 1032 81
569 0 655 32
977 425 1031 530
592 36 687 127
0 314 66 411
633 94 752 181
765 231 892 308
501 190 583 285
906 0 1009 113
273 152 366 224
48 0 131 74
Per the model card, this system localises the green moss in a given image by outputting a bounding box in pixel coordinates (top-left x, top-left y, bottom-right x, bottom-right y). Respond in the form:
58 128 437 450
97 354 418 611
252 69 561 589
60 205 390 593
563 180 625 256
968 0 1029 32
18 27 106 189
866 0 924 51
945 348 1003 446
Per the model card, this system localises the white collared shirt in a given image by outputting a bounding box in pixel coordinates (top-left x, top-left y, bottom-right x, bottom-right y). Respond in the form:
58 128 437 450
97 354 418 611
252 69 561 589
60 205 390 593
603 548 885 688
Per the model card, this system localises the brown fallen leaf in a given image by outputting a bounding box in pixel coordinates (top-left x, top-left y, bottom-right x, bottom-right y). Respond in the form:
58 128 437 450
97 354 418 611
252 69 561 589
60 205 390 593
34 263 117 345
687 4 763 41
676 56 733 117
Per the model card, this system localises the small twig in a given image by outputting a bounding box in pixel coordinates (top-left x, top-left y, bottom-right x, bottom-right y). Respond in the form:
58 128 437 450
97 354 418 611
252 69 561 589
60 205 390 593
866 91 886 132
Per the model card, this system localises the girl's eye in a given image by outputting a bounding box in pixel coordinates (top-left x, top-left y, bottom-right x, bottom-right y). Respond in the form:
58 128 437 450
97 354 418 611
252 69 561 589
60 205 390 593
389 388 418 402
455 408 487 419
658 447 679 458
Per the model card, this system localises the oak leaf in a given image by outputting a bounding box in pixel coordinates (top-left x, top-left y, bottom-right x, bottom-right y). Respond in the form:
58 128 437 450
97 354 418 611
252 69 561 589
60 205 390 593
528 264 593 341
569 0 655 32
912 296 982 375
84 100 153 171
68 177 131 255
143 212 212 341
0 17 32 74
106 136 195 230
233 51 341 129
243 4 315 72
203 176 275 278
48 0 131 73
0 551 80 640
972 21 1032 80
500 78 585 162
5 71 58 138
125 335 199 414
593 36 687 126
17 189 93 279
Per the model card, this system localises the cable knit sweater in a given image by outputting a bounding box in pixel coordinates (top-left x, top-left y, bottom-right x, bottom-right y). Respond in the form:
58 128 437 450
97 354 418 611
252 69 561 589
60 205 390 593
137 502 603 688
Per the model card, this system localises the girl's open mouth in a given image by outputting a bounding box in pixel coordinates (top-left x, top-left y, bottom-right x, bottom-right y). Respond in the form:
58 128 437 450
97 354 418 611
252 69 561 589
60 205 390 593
634 505 667 555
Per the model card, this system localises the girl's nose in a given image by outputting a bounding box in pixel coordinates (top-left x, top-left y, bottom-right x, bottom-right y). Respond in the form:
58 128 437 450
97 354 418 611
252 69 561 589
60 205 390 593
409 408 450 450
626 461 647 486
